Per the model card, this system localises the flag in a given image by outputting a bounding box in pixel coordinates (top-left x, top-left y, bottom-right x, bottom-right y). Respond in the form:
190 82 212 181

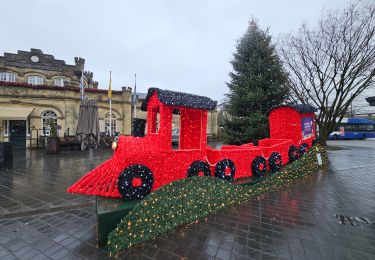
108 71 112 99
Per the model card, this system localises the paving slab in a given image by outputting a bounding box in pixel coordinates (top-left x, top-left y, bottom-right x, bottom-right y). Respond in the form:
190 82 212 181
0 142 374 259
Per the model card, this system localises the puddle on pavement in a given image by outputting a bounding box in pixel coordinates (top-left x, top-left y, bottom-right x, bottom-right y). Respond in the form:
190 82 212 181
326 146 349 151
335 215 372 226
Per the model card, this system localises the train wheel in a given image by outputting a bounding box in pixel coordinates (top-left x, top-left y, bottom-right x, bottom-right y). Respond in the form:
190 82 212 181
288 145 299 162
299 143 309 156
117 164 154 200
187 160 211 177
268 152 282 172
251 156 267 177
215 159 235 182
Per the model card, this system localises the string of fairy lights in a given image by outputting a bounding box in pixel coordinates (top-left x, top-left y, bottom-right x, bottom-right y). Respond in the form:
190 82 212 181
107 144 328 256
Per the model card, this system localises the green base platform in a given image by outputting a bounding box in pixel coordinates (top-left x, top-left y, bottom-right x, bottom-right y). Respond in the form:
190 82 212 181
96 197 140 246
95 172 275 246
233 174 272 186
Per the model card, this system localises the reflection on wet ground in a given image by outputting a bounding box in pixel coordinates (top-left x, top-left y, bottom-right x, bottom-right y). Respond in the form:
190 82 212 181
0 142 374 259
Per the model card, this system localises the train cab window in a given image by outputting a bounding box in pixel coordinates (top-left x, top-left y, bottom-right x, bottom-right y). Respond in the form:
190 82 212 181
172 109 181 149
150 107 160 134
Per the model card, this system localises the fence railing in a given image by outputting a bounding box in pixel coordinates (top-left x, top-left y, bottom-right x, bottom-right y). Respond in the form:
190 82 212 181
29 129 47 148
28 129 118 149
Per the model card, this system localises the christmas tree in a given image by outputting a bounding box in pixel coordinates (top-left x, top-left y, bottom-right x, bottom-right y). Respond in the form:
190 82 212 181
223 19 289 144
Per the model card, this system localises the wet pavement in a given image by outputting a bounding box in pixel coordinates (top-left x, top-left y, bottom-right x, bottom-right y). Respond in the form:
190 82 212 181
0 141 374 259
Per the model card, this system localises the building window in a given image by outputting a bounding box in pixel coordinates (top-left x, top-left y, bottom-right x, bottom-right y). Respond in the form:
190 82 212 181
3 120 9 136
0 72 16 82
27 117 31 136
104 112 116 135
41 110 57 136
28 75 44 85
54 78 64 86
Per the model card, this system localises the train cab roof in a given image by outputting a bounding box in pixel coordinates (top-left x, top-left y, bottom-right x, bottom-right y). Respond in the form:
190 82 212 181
269 104 317 114
141 88 217 112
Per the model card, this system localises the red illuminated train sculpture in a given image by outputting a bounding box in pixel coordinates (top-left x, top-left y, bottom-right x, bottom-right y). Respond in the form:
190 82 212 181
68 88 317 200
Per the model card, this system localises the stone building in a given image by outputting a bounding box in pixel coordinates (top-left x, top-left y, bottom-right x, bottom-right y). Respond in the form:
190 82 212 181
0 48 218 148
0 48 98 88
0 48 132 148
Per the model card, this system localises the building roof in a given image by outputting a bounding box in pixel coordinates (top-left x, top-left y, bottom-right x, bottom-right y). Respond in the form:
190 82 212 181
2 48 74 72
141 88 217 111
1 48 98 88
366 96 375 106
0 81 122 95
132 92 147 103
269 104 318 114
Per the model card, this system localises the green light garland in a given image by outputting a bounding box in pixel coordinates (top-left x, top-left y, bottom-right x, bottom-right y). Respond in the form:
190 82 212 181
107 145 328 256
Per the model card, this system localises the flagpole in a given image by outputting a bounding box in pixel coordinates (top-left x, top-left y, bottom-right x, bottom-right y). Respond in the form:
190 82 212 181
133 73 137 119
109 71 112 137
109 99 112 137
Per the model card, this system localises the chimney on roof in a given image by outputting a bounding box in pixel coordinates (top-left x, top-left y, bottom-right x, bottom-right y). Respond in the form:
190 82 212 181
84 71 93 77
74 57 85 69
30 48 43 54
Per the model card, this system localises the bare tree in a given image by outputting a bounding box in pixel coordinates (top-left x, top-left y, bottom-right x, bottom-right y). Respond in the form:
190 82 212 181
279 1 375 145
